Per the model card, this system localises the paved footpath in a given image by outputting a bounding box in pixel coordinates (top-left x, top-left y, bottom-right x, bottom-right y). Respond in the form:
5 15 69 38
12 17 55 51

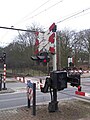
0 99 90 120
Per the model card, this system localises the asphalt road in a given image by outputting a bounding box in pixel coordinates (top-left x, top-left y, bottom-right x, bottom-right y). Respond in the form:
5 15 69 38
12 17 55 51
0 77 90 110
0 88 75 110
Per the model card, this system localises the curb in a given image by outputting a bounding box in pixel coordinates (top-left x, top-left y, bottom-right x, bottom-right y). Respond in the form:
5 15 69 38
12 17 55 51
75 91 90 97
0 88 15 94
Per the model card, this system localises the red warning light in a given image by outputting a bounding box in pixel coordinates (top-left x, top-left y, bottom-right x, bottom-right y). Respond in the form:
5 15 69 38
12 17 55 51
43 59 47 63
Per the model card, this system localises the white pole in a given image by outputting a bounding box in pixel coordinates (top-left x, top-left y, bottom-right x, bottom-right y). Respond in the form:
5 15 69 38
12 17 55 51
68 57 72 67
53 32 57 71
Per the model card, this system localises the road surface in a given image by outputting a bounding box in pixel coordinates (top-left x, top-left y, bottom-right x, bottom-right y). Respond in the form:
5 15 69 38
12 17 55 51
0 77 90 110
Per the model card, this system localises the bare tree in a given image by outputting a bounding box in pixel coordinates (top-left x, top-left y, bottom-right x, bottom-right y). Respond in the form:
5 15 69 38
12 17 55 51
70 29 90 67
57 29 72 68
84 29 90 67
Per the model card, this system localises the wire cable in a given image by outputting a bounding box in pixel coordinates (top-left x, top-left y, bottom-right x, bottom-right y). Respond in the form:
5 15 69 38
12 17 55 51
14 0 63 26
14 0 51 26
44 7 90 30
56 7 90 24
0 26 44 33
73 11 90 20
24 0 63 20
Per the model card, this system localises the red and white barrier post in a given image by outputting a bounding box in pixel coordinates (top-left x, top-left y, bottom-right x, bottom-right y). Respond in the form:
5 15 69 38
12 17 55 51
3 53 7 90
3 63 7 89
75 86 85 96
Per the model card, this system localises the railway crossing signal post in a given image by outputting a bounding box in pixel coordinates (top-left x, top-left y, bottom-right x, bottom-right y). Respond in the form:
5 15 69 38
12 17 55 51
31 52 50 66
48 23 58 112
31 23 82 112
31 23 58 112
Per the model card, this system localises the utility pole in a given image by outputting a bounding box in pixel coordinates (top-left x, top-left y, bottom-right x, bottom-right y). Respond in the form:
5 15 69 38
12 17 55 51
57 33 62 70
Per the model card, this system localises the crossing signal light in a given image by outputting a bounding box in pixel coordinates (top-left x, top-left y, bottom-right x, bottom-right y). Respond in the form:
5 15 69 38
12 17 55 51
37 52 50 66
0 57 4 63
3 52 6 58
31 56 38 61
43 58 48 66
43 59 47 63
0 53 6 63
31 56 40 65
31 52 50 66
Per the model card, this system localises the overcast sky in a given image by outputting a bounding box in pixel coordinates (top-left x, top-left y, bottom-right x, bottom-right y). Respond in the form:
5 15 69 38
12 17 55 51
0 0 90 47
